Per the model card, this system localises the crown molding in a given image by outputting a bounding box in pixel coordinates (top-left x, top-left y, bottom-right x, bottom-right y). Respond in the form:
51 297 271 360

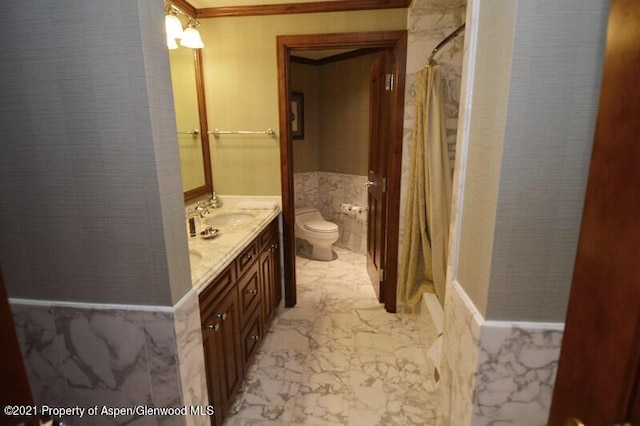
194 0 411 18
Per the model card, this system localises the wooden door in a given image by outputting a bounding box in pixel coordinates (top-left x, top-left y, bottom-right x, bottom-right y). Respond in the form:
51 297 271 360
366 51 392 302
548 0 640 423
0 270 40 426
277 31 407 313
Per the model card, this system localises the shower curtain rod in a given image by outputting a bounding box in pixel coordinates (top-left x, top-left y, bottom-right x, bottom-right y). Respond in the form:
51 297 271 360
426 23 466 66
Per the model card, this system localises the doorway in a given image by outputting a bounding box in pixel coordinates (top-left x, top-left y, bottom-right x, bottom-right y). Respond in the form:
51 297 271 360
276 31 407 312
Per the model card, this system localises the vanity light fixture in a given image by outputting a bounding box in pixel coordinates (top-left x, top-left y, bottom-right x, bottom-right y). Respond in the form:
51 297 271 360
180 21 205 49
165 1 204 49
165 12 184 40
167 34 179 50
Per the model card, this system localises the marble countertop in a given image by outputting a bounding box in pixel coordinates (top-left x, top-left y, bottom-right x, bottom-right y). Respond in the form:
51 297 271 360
187 206 281 292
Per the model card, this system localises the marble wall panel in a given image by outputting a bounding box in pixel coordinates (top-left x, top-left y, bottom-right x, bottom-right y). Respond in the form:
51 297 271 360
10 303 70 408
9 297 210 426
294 171 368 254
293 171 320 211
439 280 482 425
173 290 210 426
472 323 563 425
53 307 154 424
398 1 466 302
438 281 564 425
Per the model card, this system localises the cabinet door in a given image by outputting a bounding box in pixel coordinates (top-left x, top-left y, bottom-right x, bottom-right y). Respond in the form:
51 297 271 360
260 234 282 324
201 312 224 426
216 286 243 417
259 248 274 324
201 286 242 424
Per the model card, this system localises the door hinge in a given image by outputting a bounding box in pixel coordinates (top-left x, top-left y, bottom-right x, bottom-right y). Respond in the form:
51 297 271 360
382 177 388 193
385 73 394 91
380 268 386 282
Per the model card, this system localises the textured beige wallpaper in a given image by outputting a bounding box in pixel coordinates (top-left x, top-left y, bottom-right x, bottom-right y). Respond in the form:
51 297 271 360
199 10 407 195
483 0 609 322
319 53 378 175
291 62 321 173
456 0 517 319
292 53 380 176
0 0 191 306
456 0 609 322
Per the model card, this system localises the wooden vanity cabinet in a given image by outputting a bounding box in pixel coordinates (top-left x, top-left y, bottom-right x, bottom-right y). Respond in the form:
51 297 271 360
199 217 282 424
200 270 242 426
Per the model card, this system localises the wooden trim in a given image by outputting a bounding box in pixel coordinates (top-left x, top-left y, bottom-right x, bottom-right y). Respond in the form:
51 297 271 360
276 39 297 307
277 30 407 312
291 47 386 66
290 55 318 66
196 0 410 18
382 32 406 313
171 0 198 18
194 49 214 195
184 49 214 201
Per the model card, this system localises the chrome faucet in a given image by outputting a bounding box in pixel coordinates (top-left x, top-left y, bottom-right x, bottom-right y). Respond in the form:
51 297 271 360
208 192 222 209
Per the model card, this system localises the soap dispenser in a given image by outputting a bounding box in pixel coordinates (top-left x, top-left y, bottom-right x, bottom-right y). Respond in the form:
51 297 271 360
187 209 197 237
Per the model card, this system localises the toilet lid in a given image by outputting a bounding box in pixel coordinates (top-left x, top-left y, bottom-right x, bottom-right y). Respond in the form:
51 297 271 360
303 220 338 233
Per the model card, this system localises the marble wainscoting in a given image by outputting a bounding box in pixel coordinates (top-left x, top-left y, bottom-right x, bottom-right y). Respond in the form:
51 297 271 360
294 171 368 255
293 171 320 211
10 290 208 426
439 281 565 425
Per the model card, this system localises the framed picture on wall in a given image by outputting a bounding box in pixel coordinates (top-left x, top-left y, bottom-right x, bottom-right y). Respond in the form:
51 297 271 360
291 92 304 139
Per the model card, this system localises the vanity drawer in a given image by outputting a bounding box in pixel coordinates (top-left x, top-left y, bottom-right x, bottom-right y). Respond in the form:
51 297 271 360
199 264 236 315
240 307 263 372
236 240 258 278
237 261 261 324
258 219 278 251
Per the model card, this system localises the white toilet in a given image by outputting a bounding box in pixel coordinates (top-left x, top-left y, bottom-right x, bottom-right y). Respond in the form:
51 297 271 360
295 207 339 261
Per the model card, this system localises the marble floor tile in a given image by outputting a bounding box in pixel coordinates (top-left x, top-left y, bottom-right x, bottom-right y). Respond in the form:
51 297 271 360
223 247 438 425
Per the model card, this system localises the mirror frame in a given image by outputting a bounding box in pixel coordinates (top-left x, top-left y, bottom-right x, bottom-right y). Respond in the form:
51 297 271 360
183 49 213 201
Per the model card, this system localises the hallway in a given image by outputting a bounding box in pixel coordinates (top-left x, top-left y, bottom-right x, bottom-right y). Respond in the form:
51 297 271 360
224 247 439 425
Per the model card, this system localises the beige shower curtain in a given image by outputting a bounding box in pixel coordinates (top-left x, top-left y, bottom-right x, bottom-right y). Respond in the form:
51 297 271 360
399 64 453 308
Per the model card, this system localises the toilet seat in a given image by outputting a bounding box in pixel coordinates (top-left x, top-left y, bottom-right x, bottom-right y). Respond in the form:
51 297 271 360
303 220 338 233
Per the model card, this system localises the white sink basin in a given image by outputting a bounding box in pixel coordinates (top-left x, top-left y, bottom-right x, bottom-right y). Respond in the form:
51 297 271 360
189 249 203 267
205 213 254 228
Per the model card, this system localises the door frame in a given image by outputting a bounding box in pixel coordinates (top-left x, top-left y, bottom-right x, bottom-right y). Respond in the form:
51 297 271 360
276 30 407 312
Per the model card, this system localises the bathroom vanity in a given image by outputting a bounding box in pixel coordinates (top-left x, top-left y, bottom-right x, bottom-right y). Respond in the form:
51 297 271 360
188 205 281 425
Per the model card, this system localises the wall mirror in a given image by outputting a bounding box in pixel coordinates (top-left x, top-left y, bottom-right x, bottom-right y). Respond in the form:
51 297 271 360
168 48 213 200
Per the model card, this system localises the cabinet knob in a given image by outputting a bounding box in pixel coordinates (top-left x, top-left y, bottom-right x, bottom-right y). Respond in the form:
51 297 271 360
203 323 220 332
246 254 253 260
217 312 228 321
249 335 260 341
247 289 258 296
